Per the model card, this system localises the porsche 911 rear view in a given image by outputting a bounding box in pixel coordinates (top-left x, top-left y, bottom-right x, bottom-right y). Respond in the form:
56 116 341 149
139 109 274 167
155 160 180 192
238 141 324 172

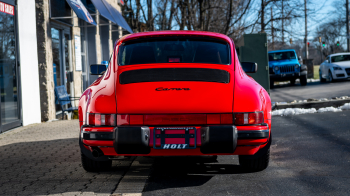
78 31 272 173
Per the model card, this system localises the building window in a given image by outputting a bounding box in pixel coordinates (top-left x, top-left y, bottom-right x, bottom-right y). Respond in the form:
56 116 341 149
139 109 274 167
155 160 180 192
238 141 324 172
50 0 72 25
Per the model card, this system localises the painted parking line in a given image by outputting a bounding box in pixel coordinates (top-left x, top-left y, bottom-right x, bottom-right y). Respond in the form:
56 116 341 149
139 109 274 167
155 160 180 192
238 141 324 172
112 157 154 195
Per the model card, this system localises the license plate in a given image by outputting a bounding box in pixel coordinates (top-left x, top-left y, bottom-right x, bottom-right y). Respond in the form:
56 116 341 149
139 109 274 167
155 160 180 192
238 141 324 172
153 127 197 149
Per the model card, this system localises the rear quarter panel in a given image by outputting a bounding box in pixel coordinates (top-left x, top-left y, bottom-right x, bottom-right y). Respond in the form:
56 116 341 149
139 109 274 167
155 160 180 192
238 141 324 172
78 51 117 126
233 49 271 127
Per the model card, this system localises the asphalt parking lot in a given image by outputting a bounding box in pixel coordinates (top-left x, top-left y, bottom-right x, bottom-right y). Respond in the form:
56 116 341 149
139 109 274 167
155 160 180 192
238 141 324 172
0 111 349 195
271 79 350 102
143 110 350 195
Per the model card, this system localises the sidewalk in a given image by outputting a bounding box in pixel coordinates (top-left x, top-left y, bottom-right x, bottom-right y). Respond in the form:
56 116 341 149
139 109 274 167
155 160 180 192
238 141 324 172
0 120 134 196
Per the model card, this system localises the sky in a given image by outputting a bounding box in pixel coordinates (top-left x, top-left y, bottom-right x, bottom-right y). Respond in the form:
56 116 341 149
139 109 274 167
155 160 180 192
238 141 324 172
306 0 335 38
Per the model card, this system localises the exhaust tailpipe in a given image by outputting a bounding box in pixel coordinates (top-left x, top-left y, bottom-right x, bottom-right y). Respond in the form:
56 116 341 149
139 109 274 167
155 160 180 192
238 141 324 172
92 148 104 158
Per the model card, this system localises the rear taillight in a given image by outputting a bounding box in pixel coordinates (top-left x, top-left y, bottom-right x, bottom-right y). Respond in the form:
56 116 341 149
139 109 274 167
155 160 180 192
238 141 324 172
86 113 116 126
117 114 234 126
234 112 264 125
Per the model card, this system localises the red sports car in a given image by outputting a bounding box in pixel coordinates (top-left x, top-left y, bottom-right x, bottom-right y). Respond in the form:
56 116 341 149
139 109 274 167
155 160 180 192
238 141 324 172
79 31 272 172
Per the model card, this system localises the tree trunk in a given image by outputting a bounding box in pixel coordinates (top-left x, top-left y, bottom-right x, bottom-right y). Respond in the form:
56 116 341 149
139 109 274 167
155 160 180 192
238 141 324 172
185 0 192 30
180 0 186 30
271 6 274 50
224 0 233 35
204 0 211 31
147 0 153 31
136 0 141 32
304 0 308 59
167 0 175 30
198 0 204 30
161 0 169 30
261 0 265 32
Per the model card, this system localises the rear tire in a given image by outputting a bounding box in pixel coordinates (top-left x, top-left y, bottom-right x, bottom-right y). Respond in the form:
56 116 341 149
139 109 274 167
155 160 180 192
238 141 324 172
81 153 112 172
239 148 270 172
239 134 271 172
300 75 307 86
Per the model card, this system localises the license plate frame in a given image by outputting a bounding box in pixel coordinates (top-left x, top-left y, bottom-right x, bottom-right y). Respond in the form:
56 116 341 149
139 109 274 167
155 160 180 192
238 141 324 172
153 127 197 149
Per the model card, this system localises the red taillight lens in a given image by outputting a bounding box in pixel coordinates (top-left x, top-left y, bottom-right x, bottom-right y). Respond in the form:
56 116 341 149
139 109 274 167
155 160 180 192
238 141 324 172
234 112 264 125
117 114 129 126
86 113 116 126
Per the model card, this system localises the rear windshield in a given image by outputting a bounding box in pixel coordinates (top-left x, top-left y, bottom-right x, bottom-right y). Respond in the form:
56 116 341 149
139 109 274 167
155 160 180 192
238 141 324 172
269 51 296 61
118 37 230 65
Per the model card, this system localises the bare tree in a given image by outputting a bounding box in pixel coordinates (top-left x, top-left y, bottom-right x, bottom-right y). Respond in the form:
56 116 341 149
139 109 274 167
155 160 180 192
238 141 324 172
316 18 346 57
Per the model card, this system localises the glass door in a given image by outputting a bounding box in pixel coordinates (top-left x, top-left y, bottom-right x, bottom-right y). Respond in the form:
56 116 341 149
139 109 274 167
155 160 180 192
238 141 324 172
51 25 72 112
0 0 21 132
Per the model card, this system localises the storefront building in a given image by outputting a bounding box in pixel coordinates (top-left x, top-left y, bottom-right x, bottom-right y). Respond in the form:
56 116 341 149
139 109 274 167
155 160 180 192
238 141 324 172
36 0 132 122
0 0 131 133
0 0 41 133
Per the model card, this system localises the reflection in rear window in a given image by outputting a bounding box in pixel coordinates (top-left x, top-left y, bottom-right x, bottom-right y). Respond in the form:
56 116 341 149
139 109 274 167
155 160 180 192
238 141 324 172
118 37 230 65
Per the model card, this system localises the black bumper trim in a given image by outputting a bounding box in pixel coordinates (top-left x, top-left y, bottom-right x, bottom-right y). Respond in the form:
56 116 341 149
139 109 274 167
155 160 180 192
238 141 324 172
79 125 110 162
81 129 270 141
237 130 269 139
82 131 114 140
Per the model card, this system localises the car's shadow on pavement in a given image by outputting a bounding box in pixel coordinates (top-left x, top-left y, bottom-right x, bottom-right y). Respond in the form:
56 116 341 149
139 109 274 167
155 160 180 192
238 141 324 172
143 156 254 191
0 138 133 195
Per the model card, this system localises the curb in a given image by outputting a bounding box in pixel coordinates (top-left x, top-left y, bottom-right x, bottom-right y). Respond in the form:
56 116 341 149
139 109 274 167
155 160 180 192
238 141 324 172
274 98 350 110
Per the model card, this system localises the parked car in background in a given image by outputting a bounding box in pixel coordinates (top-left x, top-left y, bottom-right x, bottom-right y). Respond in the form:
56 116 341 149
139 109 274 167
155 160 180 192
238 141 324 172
319 53 350 82
79 31 272 173
268 49 308 88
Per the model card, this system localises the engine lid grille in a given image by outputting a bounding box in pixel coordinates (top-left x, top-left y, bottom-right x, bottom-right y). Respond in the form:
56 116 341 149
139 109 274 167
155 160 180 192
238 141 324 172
119 68 230 84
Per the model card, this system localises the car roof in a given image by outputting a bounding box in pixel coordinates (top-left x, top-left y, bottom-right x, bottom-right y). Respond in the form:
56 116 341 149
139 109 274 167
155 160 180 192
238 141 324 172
268 49 296 53
116 30 232 45
329 53 350 57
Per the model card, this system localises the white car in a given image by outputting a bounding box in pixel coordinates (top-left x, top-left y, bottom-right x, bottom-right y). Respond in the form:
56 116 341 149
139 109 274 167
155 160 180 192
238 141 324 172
320 53 350 82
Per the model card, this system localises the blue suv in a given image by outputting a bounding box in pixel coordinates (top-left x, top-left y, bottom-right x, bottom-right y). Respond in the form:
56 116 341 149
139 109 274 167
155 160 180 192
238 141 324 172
268 49 308 88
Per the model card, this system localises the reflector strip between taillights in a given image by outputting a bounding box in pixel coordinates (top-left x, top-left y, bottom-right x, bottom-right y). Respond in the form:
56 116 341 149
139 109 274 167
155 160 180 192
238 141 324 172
117 114 234 126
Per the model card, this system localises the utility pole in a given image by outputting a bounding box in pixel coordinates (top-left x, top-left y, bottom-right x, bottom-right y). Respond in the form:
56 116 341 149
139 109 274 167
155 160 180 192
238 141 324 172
281 0 284 45
261 0 265 32
271 6 275 50
347 0 349 52
304 0 308 59
319 37 322 64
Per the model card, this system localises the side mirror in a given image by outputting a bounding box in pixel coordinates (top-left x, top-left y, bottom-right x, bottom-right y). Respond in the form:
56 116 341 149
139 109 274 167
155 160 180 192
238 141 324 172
298 56 302 61
325 59 329 63
241 62 258 73
90 64 107 75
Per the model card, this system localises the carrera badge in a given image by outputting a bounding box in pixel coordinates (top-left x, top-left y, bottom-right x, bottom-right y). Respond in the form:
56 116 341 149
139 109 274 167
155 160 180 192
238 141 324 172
156 87 190 91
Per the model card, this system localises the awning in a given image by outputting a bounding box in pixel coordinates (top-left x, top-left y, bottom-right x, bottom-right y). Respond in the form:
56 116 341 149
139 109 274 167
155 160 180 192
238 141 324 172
91 0 133 33
66 0 96 25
